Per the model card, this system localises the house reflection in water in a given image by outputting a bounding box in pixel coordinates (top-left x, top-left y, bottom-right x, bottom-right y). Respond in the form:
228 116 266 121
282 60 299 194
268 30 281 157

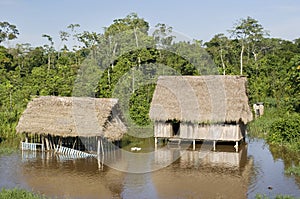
20 151 124 199
153 143 253 199
155 143 251 170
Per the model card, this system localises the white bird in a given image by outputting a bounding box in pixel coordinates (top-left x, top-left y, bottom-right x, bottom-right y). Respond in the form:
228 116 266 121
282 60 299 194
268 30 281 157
131 147 141 151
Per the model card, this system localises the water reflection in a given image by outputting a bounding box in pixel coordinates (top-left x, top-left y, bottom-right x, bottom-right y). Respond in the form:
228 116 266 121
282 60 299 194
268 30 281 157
18 143 253 199
247 138 300 198
155 143 249 170
21 151 123 198
1 139 300 198
152 143 252 199
269 144 300 188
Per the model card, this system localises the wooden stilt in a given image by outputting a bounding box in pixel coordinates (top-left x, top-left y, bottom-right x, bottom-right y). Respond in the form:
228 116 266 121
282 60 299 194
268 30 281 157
53 136 57 151
155 137 158 150
48 135 53 150
99 137 104 170
58 137 62 149
41 134 45 151
97 136 103 170
25 133 28 143
234 141 239 152
193 140 196 150
97 136 101 158
101 138 104 157
72 138 77 149
76 137 79 150
213 140 216 151
45 136 50 151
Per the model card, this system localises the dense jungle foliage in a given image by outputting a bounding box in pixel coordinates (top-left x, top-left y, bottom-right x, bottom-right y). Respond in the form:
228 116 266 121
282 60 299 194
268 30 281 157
0 13 299 152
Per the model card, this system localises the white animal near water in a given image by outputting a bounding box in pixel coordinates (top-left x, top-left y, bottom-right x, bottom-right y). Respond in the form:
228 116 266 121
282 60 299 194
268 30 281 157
131 147 141 151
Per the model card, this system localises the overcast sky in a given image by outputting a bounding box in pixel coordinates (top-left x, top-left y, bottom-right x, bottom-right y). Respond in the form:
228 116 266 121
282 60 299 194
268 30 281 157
1 0 300 48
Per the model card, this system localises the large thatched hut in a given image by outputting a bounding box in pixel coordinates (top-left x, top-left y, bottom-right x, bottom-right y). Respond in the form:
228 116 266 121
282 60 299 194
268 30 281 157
16 96 126 155
149 75 253 151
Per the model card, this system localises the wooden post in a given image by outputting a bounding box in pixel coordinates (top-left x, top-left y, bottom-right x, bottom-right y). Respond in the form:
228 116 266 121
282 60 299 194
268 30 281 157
101 138 104 157
154 137 158 150
234 141 239 152
53 136 57 151
49 135 53 150
97 136 104 170
72 138 77 149
41 134 45 151
57 137 61 150
25 133 28 143
76 137 79 150
193 140 196 150
97 136 101 158
213 140 216 151
45 136 50 151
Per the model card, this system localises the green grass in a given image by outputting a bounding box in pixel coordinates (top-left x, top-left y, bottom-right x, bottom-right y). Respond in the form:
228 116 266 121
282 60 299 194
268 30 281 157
0 188 46 199
285 165 300 176
0 137 21 156
248 108 282 139
0 146 16 155
256 194 300 199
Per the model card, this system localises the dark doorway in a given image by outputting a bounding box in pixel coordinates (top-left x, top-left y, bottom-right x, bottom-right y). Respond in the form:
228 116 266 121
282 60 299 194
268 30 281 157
172 121 180 137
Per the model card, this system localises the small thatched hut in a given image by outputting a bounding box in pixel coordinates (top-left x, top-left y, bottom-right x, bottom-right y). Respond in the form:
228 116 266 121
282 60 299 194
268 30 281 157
150 75 253 150
16 96 126 154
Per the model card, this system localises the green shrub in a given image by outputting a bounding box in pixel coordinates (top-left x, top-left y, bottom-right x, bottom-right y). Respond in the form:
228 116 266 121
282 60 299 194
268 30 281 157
267 113 300 150
285 165 300 176
248 108 282 138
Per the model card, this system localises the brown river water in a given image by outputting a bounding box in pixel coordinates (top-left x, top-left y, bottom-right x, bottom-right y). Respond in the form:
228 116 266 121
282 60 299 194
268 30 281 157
0 138 300 199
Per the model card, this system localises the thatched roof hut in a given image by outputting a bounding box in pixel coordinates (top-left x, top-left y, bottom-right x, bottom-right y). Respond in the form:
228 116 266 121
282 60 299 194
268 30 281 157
150 76 253 145
16 96 126 141
150 75 253 124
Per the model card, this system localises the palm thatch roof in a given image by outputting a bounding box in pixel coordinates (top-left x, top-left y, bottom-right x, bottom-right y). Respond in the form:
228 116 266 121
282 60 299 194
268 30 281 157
149 75 253 124
16 96 126 141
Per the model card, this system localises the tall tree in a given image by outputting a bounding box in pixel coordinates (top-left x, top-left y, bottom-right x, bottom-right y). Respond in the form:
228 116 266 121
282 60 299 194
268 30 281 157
102 13 154 93
0 21 19 44
42 34 54 71
229 16 268 75
205 34 232 75
58 30 70 55
152 23 174 49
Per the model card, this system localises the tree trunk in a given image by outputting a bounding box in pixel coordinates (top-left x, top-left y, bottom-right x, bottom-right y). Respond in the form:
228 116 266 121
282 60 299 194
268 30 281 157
132 67 135 93
134 27 139 48
240 44 244 75
220 49 226 75
47 53 51 72
253 51 258 62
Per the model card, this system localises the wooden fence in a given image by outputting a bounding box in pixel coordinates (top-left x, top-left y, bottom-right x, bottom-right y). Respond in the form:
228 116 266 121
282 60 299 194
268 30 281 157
21 142 44 151
56 146 96 158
